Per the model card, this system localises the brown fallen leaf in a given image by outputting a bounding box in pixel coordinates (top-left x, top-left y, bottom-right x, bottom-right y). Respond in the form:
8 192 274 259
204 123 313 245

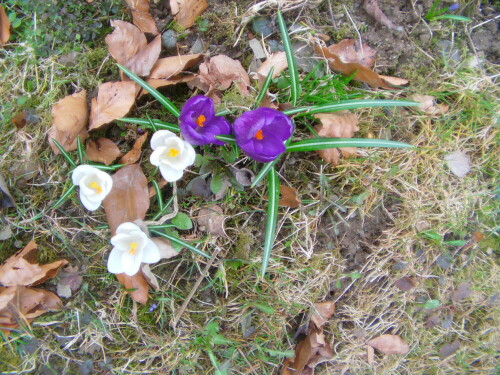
314 111 359 166
141 75 196 97
410 94 449 115
194 55 251 97
0 5 10 45
327 39 376 69
150 54 203 80
366 345 375 365
152 237 179 259
279 186 301 208
315 44 408 89
0 286 62 334
11 111 27 129
282 301 335 375
48 90 89 154
196 204 225 236
395 276 415 292
0 241 67 287
116 270 149 304
125 0 159 35
106 20 161 77
56 265 83 298
102 164 150 236
367 334 410 355
256 52 288 80
119 132 148 165
363 0 403 32
170 0 208 29
86 138 123 166
89 81 137 130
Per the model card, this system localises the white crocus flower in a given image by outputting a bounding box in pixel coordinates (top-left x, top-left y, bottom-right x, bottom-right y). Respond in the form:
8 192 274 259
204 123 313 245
71 165 113 211
150 130 196 182
107 222 160 276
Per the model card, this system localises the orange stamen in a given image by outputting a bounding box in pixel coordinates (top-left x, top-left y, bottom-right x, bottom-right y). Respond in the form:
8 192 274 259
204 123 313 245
168 148 180 157
254 129 264 140
128 242 138 255
196 115 206 128
89 181 103 194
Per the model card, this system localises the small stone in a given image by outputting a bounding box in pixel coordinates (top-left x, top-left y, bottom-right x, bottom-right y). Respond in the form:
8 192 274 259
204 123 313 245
58 52 79 67
190 38 206 54
445 151 471 177
252 16 274 37
435 254 453 269
392 261 407 270
268 39 284 52
162 30 177 49
249 38 267 59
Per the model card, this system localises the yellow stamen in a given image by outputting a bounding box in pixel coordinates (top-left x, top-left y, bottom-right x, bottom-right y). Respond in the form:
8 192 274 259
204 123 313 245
128 242 138 255
89 181 103 194
196 115 206 127
254 129 264 140
168 148 180 157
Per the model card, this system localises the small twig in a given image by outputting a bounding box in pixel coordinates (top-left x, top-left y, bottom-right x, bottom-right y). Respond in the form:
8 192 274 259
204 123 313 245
471 14 500 30
343 5 364 57
170 247 221 329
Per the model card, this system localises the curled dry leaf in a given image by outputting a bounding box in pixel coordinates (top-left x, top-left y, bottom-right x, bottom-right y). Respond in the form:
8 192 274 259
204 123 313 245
56 265 83 298
279 185 301 208
410 94 449 115
256 51 288 80
0 286 62 334
367 334 410 355
11 111 27 129
89 81 137 130
194 55 251 98
141 75 196 96
282 301 335 375
0 241 67 287
439 339 460 359
102 164 150 236
314 111 359 166
151 237 179 259
170 0 208 28
327 39 376 68
150 54 203 79
141 264 159 291
452 282 472 302
86 138 123 166
124 0 159 35
0 5 10 45
119 132 148 165
0 172 15 210
116 270 149 304
196 204 225 236
315 44 408 89
395 276 415 292
48 90 89 154
105 20 161 77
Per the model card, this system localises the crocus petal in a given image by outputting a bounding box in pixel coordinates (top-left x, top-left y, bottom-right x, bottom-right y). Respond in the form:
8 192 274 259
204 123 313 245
107 247 124 274
142 241 160 263
150 130 176 150
233 111 267 144
150 147 166 166
180 95 215 119
110 233 134 249
159 164 184 182
72 165 100 185
122 248 144 276
79 191 102 211
116 222 142 235
184 141 196 165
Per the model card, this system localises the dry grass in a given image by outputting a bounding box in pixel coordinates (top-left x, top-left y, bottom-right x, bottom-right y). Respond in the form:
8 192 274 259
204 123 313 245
0 1 499 374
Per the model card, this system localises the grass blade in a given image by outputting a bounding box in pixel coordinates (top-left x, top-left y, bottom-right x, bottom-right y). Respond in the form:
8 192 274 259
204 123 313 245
52 185 77 210
117 64 181 118
432 15 471 22
282 99 419 116
254 66 274 108
277 10 300 106
76 136 85 164
152 181 164 211
286 138 413 152
215 134 237 144
91 164 125 171
119 117 180 132
150 229 210 259
51 139 77 168
261 167 279 277
251 160 278 188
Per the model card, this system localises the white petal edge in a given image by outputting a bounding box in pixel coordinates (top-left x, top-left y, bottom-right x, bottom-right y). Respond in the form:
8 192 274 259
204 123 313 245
72 165 101 185
159 164 184 182
79 191 102 211
150 147 166 166
141 240 160 264
185 141 196 165
107 247 124 274
116 222 142 235
151 130 176 150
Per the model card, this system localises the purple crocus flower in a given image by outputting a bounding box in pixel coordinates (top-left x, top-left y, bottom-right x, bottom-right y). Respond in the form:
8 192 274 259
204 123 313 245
448 3 460 11
233 108 294 163
179 95 232 146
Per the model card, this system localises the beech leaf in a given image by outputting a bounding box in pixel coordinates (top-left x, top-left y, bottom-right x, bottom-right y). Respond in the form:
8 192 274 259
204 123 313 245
0 286 62 334
105 20 147 67
102 164 150 236
170 0 208 28
196 205 225 236
151 237 179 259
149 54 203 80
367 334 410 355
256 52 288 80
279 185 301 208
124 0 159 35
116 270 149 304
86 138 123 166
119 132 148 165
0 241 67 287
0 5 10 45
410 94 449 115
123 34 162 77
326 39 376 68
48 90 89 154
89 81 137 130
